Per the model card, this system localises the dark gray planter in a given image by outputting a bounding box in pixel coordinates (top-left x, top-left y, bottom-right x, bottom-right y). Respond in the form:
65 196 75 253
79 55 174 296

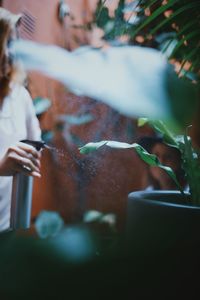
126 190 200 256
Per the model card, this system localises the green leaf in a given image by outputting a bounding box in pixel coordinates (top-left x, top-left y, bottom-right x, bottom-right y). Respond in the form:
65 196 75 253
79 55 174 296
41 130 54 143
160 18 199 57
35 210 64 239
95 1 111 29
149 2 200 37
14 40 199 127
133 143 183 192
83 210 116 227
166 69 199 127
33 97 51 116
177 46 200 76
83 210 104 223
79 141 108 154
170 29 200 57
79 140 183 193
131 0 179 38
138 118 178 147
180 132 200 204
137 117 148 127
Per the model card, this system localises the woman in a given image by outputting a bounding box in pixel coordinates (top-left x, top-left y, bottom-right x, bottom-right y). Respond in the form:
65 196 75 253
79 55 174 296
0 8 41 231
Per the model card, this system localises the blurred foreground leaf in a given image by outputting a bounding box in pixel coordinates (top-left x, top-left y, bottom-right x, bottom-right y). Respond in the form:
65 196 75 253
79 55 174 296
35 210 64 238
33 96 51 116
13 40 198 128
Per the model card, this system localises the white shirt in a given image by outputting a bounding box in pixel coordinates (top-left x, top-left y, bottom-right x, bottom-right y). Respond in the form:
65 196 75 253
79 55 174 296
0 84 41 231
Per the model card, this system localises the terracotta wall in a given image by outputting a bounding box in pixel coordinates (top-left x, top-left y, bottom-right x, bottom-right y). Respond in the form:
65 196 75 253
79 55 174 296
2 0 149 230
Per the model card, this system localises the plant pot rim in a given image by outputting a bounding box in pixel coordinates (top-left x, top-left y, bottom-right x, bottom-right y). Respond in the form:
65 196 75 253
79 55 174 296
128 190 200 210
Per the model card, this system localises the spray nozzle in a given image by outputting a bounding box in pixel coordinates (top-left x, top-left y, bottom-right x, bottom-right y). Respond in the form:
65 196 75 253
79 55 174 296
20 139 49 151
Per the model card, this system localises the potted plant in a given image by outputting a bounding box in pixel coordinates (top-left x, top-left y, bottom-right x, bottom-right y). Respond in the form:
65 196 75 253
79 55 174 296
76 0 200 255
79 117 200 255
127 119 200 254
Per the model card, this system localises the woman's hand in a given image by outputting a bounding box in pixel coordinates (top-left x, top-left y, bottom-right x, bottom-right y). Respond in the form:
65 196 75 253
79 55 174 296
0 142 41 178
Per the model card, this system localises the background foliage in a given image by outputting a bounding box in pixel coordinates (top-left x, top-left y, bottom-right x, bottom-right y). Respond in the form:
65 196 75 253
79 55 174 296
93 0 200 82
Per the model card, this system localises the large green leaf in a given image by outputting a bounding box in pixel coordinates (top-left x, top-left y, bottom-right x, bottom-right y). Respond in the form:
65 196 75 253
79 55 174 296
94 0 200 80
138 118 200 203
79 140 183 193
79 141 108 154
13 40 198 128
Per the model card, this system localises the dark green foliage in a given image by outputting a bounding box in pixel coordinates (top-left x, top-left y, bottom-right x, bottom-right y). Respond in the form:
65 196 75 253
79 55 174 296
94 0 129 40
94 0 200 81
181 134 200 205
132 0 200 79
95 0 110 28
90 0 200 129
138 118 200 204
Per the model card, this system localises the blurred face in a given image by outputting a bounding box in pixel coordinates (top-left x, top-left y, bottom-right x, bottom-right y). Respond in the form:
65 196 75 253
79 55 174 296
149 142 182 189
